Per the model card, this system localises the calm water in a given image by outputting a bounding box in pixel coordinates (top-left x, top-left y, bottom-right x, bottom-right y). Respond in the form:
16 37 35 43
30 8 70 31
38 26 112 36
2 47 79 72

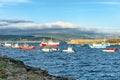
0 42 120 80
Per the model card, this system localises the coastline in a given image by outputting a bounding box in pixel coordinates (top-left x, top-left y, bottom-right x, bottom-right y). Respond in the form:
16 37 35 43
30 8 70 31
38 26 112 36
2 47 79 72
67 39 120 45
0 56 74 80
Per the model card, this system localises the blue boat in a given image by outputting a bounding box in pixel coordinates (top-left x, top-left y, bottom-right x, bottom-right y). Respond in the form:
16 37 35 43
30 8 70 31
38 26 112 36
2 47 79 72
88 43 106 48
88 39 110 48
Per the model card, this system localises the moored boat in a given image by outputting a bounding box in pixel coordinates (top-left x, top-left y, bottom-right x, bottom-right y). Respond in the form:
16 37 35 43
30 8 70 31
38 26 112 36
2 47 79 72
102 48 118 52
42 48 51 52
51 47 59 51
2 42 12 47
12 43 19 48
62 47 75 53
19 43 35 50
41 41 60 47
40 36 60 47
88 43 106 48
88 38 110 48
42 47 59 52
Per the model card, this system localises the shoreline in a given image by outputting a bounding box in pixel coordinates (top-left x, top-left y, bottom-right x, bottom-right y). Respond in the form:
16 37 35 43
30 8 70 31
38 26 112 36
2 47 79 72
0 56 74 80
67 39 120 45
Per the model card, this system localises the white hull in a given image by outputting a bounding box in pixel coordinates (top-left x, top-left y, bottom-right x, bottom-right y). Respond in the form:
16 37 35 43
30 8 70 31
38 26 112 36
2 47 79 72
102 50 115 52
42 47 59 52
89 43 106 48
3 42 12 47
41 41 60 47
62 47 74 53
102 48 118 52
12 43 19 48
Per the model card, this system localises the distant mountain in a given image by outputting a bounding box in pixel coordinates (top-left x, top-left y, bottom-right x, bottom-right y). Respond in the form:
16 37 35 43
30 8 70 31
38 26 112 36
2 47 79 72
0 28 118 40
0 20 119 40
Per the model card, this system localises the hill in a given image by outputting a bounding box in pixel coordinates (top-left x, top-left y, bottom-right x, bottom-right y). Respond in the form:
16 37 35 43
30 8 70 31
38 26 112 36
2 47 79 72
0 28 116 41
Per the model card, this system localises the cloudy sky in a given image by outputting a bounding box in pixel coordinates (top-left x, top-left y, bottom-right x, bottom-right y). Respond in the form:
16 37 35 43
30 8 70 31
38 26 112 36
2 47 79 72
0 0 120 32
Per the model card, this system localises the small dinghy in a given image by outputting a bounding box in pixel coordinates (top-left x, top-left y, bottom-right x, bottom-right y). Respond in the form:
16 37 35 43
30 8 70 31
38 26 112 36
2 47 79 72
62 47 75 53
42 47 59 52
42 48 51 52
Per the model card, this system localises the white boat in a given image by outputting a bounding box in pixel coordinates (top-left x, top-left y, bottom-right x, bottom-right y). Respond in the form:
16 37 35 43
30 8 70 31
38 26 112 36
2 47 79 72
51 47 59 51
40 36 60 47
42 48 51 52
42 47 59 52
88 43 106 48
3 42 12 47
102 50 115 52
102 48 118 52
88 38 110 48
62 47 75 53
12 43 19 48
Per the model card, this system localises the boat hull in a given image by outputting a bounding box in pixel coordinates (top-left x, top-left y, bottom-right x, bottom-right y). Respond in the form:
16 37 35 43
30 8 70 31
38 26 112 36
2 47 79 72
41 42 60 47
62 50 74 53
19 46 35 50
102 50 115 52
12 44 19 48
42 48 59 52
102 48 118 52
62 47 74 53
88 44 106 48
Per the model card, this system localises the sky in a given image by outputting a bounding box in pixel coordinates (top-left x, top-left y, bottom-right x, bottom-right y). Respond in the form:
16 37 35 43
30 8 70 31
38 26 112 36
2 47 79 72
0 0 120 33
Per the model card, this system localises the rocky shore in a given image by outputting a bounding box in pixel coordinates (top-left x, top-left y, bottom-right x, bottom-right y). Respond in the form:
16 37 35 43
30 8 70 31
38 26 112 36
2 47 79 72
68 39 120 45
0 56 74 80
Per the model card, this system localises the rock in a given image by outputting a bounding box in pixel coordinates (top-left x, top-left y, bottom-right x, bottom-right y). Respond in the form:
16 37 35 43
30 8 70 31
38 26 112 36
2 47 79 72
12 67 26 73
0 56 75 80
6 76 14 80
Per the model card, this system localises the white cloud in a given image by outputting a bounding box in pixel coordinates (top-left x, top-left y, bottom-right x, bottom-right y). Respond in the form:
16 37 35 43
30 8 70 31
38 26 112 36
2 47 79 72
0 21 78 29
0 20 119 34
41 21 78 28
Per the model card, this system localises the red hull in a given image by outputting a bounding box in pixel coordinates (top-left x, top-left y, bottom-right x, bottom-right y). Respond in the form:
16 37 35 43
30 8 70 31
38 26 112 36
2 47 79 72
107 48 118 51
41 42 60 47
19 46 35 50
41 43 60 47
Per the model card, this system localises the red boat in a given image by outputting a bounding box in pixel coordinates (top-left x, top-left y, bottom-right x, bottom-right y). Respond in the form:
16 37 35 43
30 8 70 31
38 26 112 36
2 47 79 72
19 44 35 50
102 48 119 52
41 41 60 47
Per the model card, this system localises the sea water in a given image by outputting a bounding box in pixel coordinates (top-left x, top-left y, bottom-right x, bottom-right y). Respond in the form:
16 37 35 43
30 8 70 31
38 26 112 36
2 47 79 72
0 42 120 80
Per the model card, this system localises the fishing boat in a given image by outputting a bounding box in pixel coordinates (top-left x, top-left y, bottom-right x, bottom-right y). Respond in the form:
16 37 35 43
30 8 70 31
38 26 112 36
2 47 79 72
62 47 75 53
88 38 110 48
41 41 60 47
102 48 118 52
40 36 60 47
19 43 35 50
88 43 106 48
